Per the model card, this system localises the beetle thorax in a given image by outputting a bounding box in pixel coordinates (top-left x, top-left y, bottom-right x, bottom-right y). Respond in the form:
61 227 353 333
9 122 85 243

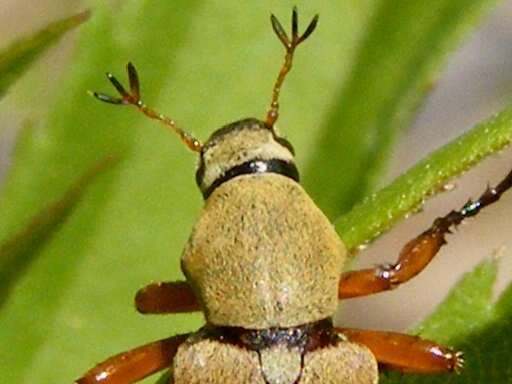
184 118 345 329
182 174 346 329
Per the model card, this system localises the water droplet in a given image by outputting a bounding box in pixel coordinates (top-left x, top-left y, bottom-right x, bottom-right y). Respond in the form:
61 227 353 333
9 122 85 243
442 183 456 191
357 243 368 251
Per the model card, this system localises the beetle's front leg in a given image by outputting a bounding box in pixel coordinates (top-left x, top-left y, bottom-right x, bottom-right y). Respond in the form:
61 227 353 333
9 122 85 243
75 334 189 384
339 168 512 299
135 281 200 314
337 328 463 374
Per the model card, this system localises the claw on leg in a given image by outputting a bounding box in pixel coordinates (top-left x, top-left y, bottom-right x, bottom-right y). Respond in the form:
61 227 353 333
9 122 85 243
339 168 512 299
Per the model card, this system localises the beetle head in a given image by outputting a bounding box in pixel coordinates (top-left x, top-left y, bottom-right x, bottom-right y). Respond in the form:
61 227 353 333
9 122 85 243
196 118 297 198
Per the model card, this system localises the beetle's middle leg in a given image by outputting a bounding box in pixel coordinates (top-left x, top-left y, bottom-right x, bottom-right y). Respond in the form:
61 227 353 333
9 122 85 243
338 168 512 299
135 281 200 314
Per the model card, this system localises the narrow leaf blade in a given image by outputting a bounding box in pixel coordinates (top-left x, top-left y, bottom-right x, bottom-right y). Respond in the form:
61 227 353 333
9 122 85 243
337 106 512 251
0 10 90 99
0 155 117 308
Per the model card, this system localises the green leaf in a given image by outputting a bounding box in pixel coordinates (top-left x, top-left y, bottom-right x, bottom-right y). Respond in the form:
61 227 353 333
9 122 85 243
302 0 500 219
381 257 512 383
409 258 497 345
0 10 90 99
0 155 117 309
337 106 512 251
155 371 171 384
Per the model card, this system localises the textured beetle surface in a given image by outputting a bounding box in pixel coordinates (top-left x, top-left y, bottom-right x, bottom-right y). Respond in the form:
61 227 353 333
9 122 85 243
75 7 512 384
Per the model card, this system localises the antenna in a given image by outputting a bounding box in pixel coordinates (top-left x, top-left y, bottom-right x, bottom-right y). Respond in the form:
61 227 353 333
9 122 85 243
90 62 202 152
266 7 319 128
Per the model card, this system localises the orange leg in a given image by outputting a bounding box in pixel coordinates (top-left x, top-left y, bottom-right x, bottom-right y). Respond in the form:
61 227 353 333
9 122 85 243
75 334 189 384
338 328 463 373
339 168 512 299
135 281 200 314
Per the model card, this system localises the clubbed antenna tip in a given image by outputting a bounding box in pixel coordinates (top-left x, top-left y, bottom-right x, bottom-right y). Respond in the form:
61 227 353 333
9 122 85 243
266 7 319 128
89 62 202 152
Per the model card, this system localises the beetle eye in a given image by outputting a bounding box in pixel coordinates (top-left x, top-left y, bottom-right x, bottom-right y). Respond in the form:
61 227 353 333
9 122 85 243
275 137 295 155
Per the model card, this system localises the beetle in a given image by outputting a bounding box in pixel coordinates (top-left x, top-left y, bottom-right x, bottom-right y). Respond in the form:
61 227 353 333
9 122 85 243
76 7 512 384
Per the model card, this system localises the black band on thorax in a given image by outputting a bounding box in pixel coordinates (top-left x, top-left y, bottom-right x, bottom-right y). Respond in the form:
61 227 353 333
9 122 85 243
201 158 300 199
202 318 338 353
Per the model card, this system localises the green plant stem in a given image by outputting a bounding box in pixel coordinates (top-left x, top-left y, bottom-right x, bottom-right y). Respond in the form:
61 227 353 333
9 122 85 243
337 106 512 251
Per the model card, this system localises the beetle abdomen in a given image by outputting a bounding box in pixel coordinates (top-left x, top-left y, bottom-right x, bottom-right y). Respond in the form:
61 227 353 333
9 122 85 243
182 174 345 329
